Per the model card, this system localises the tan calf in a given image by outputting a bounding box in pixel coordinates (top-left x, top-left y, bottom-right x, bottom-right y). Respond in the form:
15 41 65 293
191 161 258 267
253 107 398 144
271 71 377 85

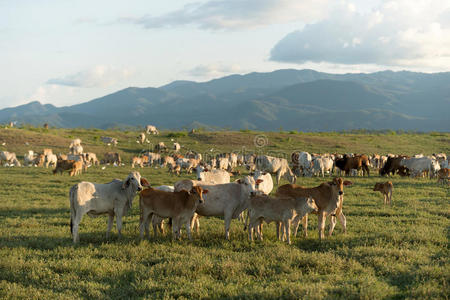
139 186 208 240
70 161 84 176
131 156 145 168
373 181 393 205
247 195 317 244
276 177 352 240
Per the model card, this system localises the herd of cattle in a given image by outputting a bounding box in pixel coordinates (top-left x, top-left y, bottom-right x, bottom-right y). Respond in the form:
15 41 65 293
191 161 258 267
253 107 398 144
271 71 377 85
0 136 449 244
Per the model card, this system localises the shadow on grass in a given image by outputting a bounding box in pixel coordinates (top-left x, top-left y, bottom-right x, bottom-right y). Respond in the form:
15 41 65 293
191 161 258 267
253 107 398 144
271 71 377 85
0 207 68 218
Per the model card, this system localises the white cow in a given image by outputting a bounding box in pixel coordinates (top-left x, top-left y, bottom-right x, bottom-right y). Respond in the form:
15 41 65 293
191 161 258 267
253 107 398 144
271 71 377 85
400 157 436 178
24 150 36 166
44 154 58 168
69 171 149 243
312 156 334 177
251 170 274 195
255 155 296 185
229 153 238 168
173 143 181 151
70 145 83 155
177 158 199 173
218 157 229 170
69 138 82 148
298 152 313 177
195 166 230 184
174 178 259 239
145 125 159 135
0 151 21 166
137 132 146 144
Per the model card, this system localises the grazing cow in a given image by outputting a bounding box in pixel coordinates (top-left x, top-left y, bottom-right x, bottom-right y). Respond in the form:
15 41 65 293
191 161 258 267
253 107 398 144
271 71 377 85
174 178 259 239
69 171 149 243
85 152 99 166
373 182 393 205
103 152 121 165
335 154 370 176
0 151 21 166
137 132 146 144
168 164 181 175
247 195 318 244
217 157 229 170
400 157 437 178
34 154 45 167
276 177 353 240
177 158 199 174
24 150 36 166
139 186 207 240
161 156 176 168
255 155 296 185
195 166 230 184
44 154 58 168
145 125 159 135
145 152 161 166
101 136 118 146
173 143 181 151
311 156 334 177
154 142 167 153
380 156 409 176
437 168 449 184
131 156 145 168
53 160 76 175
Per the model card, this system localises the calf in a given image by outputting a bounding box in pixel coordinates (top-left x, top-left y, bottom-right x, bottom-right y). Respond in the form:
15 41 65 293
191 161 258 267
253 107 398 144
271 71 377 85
131 156 145 168
70 161 84 176
276 177 352 240
247 195 317 244
373 181 393 205
53 159 76 175
437 168 449 185
139 186 207 240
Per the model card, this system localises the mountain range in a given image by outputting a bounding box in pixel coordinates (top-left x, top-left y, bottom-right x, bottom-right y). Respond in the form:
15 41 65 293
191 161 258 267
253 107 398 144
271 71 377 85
1 69 449 131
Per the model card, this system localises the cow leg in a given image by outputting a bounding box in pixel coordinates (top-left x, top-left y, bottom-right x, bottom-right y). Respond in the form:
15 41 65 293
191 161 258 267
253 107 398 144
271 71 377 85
291 215 301 237
276 171 281 185
106 213 114 239
338 212 347 234
328 215 337 237
302 215 308 237
284 219 291 244
276 221 281 240
72 214 83 243
318 211 326 240
186 218 192 240
224 212 232 240
115 211 123 238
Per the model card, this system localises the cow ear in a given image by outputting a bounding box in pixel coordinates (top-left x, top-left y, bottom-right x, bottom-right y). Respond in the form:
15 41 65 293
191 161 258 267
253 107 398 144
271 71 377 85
122 178 130 190
256 179 264 184
204 168 209 172
140 178 150 187
203 189 208 194
343 180 353 186
237 179 242 184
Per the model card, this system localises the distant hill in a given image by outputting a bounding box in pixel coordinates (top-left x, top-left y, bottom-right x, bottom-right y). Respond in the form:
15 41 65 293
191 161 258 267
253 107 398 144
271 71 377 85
1 69 449 131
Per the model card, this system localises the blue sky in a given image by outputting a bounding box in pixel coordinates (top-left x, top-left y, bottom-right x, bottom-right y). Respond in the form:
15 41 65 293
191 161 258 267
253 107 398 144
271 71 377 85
1 0 449 109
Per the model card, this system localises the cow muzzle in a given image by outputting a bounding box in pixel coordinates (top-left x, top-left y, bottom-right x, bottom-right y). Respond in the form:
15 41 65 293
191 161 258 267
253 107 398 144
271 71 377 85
137 186 142 192
338 191 343 195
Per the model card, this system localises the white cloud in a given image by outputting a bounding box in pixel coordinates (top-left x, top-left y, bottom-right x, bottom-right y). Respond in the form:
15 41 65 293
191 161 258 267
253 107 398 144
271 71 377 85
46 65 134 88
125 0 330 30
270 0 450 69
187 63 243 78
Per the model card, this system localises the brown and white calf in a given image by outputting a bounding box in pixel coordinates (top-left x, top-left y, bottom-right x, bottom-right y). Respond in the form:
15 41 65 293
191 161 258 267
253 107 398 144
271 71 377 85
246 195 318 244
139 186 208 240
276 177 352 240
373 181 393 205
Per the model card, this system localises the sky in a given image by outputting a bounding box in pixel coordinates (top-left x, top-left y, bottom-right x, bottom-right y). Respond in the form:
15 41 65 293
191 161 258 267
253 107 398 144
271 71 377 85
1 0 450 109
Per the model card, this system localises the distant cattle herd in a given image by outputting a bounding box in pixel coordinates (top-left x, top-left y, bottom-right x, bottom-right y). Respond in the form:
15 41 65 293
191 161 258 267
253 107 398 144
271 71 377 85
0 126 448 244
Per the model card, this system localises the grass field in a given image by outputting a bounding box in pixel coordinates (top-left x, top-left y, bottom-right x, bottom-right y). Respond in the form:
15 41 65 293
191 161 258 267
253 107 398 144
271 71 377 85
0 128 449 299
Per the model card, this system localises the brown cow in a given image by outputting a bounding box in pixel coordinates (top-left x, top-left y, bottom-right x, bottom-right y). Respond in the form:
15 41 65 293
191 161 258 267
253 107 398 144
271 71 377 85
53 160 76 175
131 156 145 168
139 186 208 240
335 154 370 176
437 168 449 184
276 177 353 240
380 156 409 176
103 152 121 165
373 181 393 205
70 161 84 176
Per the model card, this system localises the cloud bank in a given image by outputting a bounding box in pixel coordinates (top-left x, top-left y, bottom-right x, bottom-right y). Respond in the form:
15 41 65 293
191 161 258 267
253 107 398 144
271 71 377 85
270 1 450 68
125 0 329 30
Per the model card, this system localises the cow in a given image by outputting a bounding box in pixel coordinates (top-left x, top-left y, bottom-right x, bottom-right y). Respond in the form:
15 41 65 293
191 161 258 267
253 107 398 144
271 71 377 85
292 152 313 177
69 171 149 243
70 138 81 148
311 156 334 177
437 168 449 184
57 153 68 161
53 159 76 175
373 181 393 205
168 164 181 176
131 156 145 168
247 195 318 244
103 152 121 165
248 170 274 195
0 151 21 166
137 132 146 144
335 154 370 176
146 152 161 166
34 154 45 167
195 166 230 184
229 153 238 168
400 157 437 178
145 125 159 135
255 155 296 185
161 156 176 168
174 178 259 239
101 136 118 146
70 161 84 176
176 158 199 174
43 148 53 157
24 150 36 166
85 152 100 166
139 186 207 240
380 156 409 176
154 142 167 153
44 154 58 168
43 123 49 130
217 157 229 170
173 143 181 152
276 177 353 240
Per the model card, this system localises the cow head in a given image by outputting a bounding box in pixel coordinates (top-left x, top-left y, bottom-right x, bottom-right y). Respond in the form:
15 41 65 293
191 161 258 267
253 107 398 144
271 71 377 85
122 171 149 192
373 183 384 192
238 176 263 196
189 186 208 204
328 177 352 196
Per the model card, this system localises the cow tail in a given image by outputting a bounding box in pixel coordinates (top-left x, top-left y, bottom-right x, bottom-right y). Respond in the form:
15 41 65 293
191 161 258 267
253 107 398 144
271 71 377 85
69 184 77 235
